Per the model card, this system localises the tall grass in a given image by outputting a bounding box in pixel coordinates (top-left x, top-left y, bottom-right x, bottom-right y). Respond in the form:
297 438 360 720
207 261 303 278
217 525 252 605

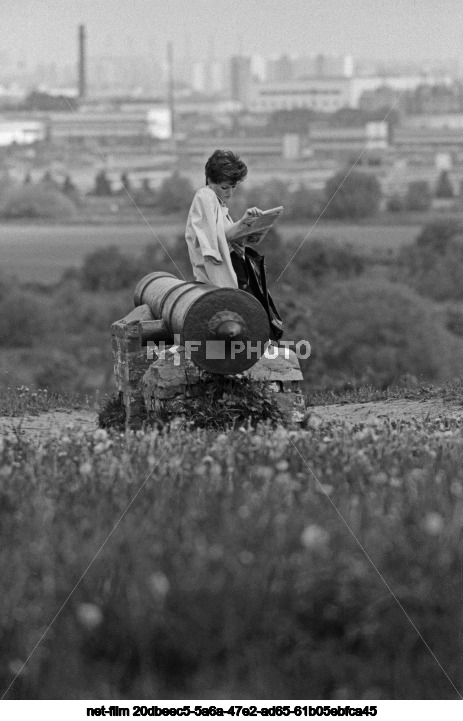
1 399 462 699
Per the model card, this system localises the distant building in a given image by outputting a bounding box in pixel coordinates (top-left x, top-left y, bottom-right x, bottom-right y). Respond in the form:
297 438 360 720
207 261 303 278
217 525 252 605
181 135 283 160
267 55 294 83
358 85 404 114
47 110 151 146
88 55 163 96
250 78 351 113
293 53 354 80
349 75 426 107
191 62 207 93
392 124 463 164
0 119 45 146
208 60 225 94
230 56 252 107
404 83 463 115
403 113 463 129
250 55 267 83
308 121 388 159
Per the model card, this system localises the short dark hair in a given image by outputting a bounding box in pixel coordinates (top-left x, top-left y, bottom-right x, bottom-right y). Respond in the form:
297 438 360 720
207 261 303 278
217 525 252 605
205 149 248 185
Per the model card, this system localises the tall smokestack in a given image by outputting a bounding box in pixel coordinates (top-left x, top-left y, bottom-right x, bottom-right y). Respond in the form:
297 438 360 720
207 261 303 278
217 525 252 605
167 42 175 148
78 24 86 99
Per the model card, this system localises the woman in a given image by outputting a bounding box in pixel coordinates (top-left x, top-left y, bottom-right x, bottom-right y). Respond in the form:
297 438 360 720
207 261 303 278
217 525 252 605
185 149 283 340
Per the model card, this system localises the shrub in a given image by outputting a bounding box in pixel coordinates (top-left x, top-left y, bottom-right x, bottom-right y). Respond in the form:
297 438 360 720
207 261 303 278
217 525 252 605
93 170 112 196
62 175 82 206
435 170 454 198
386 193 405 213
396 220 463 301
0 171 16 203
80 246 140 291
133 179 157 207
415 219 463 255
0 185 76 219
405 180 432 211
299 238 364 280
34 349 87 395
157 171 194 214
243 178 290 211
282 236 365 291
323 170 381 219
308 278 463 388
286 184 324 219
0 292 47 346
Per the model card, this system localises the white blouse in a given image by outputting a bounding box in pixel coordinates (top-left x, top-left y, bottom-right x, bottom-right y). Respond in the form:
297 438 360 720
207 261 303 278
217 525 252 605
185 186 239 288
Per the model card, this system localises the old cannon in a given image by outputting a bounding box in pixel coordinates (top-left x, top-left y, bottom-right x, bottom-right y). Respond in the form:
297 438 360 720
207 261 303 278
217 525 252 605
133 271 271 374
112 272 305 428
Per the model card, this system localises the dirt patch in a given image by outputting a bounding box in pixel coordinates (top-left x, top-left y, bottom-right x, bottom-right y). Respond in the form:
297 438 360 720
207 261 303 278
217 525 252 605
307 398 463 426
1 398 463 441
0 410 98 441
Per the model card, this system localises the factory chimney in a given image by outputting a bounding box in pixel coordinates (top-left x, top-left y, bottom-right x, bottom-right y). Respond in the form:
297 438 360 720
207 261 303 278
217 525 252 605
78 24 86 99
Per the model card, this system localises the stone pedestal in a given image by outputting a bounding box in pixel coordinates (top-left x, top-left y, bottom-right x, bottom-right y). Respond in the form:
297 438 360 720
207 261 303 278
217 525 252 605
243 347 306 422
113 305 308 428
142 347 201 422
111 305 157 429
141 345 306 427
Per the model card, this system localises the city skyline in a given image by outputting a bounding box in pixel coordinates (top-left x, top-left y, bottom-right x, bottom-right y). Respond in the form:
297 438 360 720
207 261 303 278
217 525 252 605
3 0 463 70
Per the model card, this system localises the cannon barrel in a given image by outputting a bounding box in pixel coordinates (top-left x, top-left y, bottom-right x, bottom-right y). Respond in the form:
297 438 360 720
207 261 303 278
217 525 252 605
134 272 271 374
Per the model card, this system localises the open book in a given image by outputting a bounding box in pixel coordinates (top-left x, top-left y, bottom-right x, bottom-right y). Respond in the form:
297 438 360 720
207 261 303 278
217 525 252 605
227 206 284 247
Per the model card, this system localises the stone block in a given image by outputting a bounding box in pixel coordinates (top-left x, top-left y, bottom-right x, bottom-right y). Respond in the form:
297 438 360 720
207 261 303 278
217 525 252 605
244 347 303 384
142 346 201 421
272 391 306 424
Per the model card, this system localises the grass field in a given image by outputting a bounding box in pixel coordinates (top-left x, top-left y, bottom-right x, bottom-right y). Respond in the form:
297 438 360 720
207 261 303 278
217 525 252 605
1 384 462 700
0 221 420 284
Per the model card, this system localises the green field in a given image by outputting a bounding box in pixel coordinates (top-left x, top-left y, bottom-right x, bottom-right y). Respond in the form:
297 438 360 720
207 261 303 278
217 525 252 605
0 221 420 284
1 385 462 699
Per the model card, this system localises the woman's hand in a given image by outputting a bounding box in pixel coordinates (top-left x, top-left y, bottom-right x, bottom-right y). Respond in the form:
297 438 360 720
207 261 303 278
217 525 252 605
243 207 263 219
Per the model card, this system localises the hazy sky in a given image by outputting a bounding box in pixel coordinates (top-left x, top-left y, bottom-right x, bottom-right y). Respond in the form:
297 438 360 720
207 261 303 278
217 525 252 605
2 0 463 66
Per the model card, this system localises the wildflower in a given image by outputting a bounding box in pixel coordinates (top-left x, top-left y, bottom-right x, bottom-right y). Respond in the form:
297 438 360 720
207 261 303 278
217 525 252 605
93 442 112 454
8 659 26 676
79 461 93 476
372 472 388 485
275 459 289 472
423 512 444 536
93 429 108 442
76 603 103 629
306 413 323 429
450 481 463 498
209 462 222 479
253 465 274 482
409 468 425 482
149 571 170 598
291 410 305 424
275 472 292 486
239 550 255 565
315 483 334 496
209 544 223 560
300 523 330 550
